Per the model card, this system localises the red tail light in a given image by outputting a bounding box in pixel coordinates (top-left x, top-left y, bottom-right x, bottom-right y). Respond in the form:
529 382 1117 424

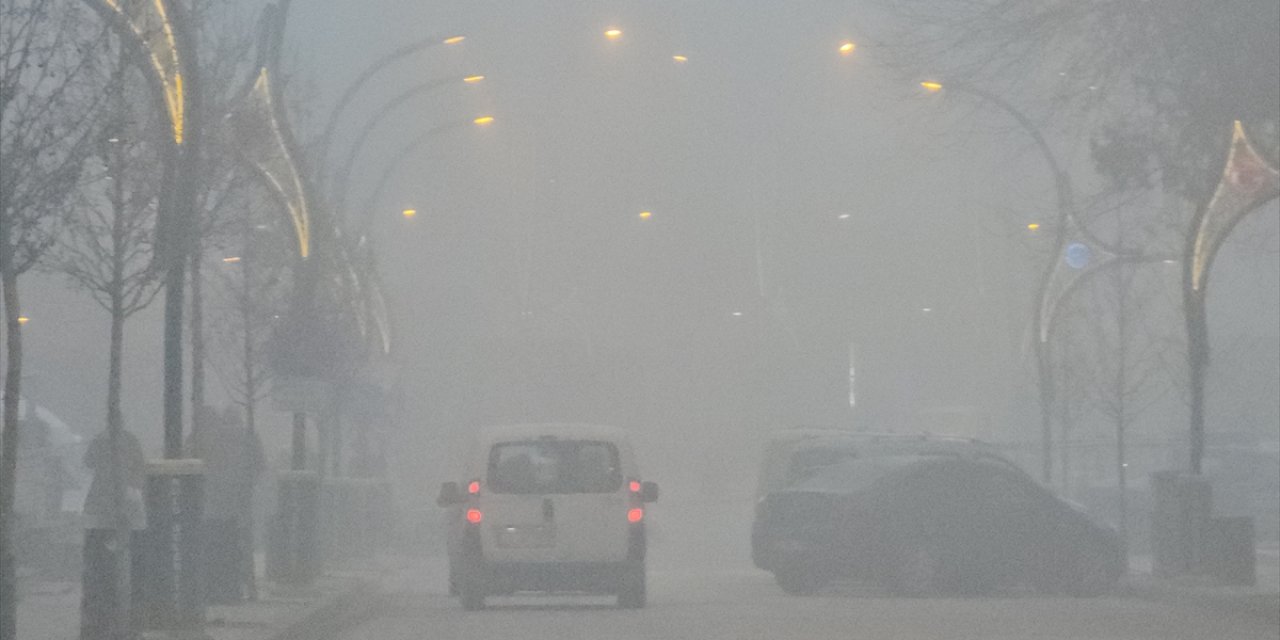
467 480 481 495
629 480 642 493
466 508 483 524
627 508 644 523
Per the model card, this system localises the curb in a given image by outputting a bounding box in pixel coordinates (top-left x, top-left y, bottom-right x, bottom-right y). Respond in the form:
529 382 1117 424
1118 576 1280 625
265 579 383 640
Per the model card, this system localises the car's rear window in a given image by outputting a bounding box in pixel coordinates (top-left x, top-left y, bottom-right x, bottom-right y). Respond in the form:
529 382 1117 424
789 455 942 493
488 439 622 494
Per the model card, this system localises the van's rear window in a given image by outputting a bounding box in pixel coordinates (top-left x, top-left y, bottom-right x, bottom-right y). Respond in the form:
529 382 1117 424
488 440 622 494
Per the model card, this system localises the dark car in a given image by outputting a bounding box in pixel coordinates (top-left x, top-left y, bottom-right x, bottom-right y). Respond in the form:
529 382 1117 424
752 441 1124 596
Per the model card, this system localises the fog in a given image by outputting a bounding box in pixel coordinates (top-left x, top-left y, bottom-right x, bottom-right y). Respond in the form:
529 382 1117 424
10 2 1280 629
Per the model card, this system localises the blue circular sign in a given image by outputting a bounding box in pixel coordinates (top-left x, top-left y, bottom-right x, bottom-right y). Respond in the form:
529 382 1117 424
1065 243 1092 270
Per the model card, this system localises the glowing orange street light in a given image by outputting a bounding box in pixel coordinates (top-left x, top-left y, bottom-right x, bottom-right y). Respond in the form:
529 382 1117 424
1026 222 1041 231
17 316 29 325
638 211 653 220
604 28 623 41
402 208 417 219
838 41 856 56
462 75 485 84
443 35 466 45
672 55 688 63
473 115 495 126
920 81 944 93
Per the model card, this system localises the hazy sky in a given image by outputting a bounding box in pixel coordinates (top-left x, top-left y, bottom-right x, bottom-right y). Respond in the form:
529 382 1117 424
18 1 1279 462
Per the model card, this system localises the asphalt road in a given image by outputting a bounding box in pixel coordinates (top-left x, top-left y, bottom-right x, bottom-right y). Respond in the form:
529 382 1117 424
334 557 1278 640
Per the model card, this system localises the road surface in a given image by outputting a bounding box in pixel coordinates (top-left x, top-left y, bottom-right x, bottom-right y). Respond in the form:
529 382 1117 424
333 557 1277 640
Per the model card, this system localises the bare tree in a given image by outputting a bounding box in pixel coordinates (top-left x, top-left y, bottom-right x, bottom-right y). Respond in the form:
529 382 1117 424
1059 196 1182 540
872 0 1280 200
0 2 104 635
43 44 163 637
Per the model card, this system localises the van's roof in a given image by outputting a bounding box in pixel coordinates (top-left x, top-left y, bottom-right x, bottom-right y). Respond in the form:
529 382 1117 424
475 423 631 445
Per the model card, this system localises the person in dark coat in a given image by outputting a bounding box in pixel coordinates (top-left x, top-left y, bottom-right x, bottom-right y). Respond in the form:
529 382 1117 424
80 426 147 640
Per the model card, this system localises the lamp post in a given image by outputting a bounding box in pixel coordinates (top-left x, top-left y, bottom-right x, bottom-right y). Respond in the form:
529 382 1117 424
85 0 204 633
317 33 467 165
1183 121 1279 474
920 80 1073 483
330 73 486 214
357 116 495 235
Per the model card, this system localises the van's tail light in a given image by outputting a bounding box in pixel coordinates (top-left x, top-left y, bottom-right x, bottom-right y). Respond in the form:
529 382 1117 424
627 478 644 523
466 508 483 524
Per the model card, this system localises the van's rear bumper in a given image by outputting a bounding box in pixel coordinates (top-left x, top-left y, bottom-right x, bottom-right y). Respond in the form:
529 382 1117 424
480 561 633 594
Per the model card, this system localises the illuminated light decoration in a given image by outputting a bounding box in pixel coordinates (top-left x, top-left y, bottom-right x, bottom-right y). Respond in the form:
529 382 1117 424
638 211 652 220
402 208 417 219
443 35 465 45
838 41 856 56
468 480 480 495
101 0 186 144
473 115 495 126
1190 121 1280 292
221 256 242 263
466 508 483 524
1026 222 1041 231
462 75 485 84
604 28 623 41
627 508 644 523
920 81 944 93
672 55 688 63
227 68 312 258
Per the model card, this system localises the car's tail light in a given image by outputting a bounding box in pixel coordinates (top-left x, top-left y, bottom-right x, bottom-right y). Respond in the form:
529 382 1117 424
627 508 644 523
466 508 483 524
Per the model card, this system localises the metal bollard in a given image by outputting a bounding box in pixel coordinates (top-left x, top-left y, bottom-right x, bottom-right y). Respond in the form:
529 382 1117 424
135 459 205 632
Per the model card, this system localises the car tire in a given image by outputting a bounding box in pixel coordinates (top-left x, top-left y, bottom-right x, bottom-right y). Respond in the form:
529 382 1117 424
617 562 646 609
774 564 828 596
890 544 943 597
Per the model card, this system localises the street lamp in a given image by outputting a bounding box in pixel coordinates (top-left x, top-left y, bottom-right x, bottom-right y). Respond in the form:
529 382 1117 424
330 74 489 213
918 78 1074 484
317 33 469 163
839 41 856 56
358 117 496 235
605 28 623 41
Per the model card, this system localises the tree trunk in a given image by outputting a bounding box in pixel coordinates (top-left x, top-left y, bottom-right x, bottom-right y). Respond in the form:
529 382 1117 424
1 250 23 640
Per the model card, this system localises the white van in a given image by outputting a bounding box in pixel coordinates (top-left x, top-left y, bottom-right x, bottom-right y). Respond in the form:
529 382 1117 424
437 424 659 610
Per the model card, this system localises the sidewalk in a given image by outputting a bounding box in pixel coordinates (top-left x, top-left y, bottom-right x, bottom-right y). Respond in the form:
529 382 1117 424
1121 545 1280 625
15 556 387 640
